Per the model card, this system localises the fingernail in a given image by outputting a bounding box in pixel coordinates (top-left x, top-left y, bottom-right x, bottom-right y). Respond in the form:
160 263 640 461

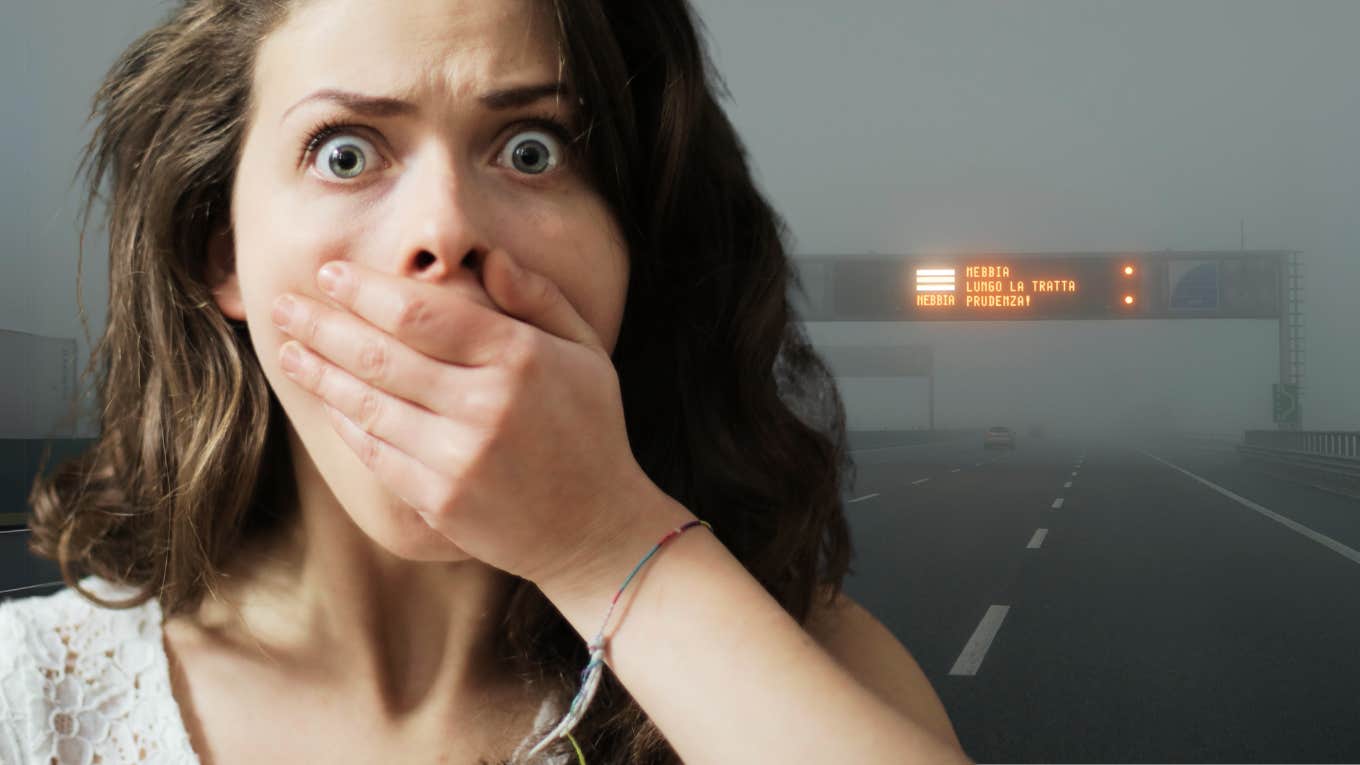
280 341 303 374
272 295 296 329
318 262 347 296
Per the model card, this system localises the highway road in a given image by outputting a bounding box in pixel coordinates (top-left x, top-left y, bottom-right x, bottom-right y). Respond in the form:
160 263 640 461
842 432 1360 762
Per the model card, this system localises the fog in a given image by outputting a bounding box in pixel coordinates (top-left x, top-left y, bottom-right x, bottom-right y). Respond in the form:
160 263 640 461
692 0 1360 433
2 3 1358 761
2 1 1356 437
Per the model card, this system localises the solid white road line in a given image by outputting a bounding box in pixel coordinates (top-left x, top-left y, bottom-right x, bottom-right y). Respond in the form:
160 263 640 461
1027 529 1049 549
851 441 943 453
912 478 931 486
1051 498 1065 509
950 605 1011 676
846 493 880 504
1142 451 1360 566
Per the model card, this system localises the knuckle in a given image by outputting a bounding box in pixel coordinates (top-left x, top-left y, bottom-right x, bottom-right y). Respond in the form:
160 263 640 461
360 436 381 469
312 359 333 394
485 392 517 435
355 388 383 430
436 434 469 478
300 310 323 346
357 337 390 381
392 295 432 334
448 382 500 426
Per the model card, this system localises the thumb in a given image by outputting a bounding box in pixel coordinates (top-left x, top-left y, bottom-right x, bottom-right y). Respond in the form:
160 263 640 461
485 249 604 352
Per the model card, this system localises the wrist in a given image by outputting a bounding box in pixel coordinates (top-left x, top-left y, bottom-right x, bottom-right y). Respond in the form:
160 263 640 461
537 485 700 633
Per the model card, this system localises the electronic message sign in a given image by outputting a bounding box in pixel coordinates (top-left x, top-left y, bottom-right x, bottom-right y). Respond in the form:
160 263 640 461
792 251 1286 322
906 258 1133 319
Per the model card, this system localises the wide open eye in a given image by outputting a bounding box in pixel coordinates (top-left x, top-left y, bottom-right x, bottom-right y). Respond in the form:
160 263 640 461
313 133 378 180
498 129 562 176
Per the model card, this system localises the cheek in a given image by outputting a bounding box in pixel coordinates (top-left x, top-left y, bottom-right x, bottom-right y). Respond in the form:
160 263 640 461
232 193 358 330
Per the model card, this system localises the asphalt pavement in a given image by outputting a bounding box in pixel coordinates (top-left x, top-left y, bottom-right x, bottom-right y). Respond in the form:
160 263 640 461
841 432 1360 763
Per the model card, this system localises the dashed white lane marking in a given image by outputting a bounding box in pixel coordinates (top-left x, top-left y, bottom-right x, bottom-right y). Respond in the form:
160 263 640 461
1064 481 1073 488
846 493 879 504
951 468 962 473
950 605 1011 676
1051 498 1065 509
1027 529 1049 549
1071 471 1079 477
975 462 984 467
912 478 931 485
1142 451 1360 566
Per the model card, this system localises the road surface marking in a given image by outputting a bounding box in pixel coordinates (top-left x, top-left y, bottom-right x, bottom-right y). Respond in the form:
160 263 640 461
951 468 962 473
975 462 984 467
950 605 1011 676
1071 471 1078 477
1051 498 1065 509
1143 451 1360 566
1027 529 1048 549
1064 481 1073 488
851 441 944 453
846 493 879 504
912 478 931 485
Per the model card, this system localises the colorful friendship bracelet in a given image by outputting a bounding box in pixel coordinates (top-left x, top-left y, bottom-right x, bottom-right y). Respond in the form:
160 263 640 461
526 518 714 763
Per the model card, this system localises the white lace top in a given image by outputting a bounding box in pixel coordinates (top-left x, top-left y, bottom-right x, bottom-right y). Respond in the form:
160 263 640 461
0 577 572 765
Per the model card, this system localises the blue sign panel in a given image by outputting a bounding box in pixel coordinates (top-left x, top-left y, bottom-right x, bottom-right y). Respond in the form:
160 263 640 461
1169 260 1220 310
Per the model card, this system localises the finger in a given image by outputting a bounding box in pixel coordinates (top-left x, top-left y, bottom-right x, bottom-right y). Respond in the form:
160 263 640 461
279 338 494 464
483 249 605 352
322 401 461 522
275 292 464 413
314 260 517 367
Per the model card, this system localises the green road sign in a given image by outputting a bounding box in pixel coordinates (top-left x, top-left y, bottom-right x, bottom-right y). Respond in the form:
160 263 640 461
1273 383 1300 425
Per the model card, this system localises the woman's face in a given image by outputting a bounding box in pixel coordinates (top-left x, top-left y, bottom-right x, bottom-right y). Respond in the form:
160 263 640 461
212 0 630 561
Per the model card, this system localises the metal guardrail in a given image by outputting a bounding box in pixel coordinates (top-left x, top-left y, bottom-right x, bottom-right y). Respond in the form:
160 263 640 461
1244 430 1360 459
1239 430 1360 498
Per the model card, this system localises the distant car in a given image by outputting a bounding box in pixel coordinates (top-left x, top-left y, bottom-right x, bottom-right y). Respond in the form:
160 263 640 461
984 427 1016 450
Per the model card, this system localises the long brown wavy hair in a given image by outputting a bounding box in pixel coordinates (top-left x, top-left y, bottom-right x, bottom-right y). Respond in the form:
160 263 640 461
26 1 857 762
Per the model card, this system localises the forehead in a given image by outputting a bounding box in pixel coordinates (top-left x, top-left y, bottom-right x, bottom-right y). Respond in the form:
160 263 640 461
256 0 561 111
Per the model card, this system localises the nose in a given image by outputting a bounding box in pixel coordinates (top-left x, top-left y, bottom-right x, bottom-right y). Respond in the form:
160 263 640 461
387 161 489 286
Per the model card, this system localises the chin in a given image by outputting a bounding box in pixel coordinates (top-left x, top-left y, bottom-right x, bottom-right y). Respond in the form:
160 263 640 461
357 492 478 563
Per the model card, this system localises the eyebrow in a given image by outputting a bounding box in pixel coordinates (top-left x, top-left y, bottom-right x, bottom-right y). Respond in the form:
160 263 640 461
280 83 573 124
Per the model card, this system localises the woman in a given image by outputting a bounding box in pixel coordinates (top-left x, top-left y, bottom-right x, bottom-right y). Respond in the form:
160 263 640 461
1 0 968 763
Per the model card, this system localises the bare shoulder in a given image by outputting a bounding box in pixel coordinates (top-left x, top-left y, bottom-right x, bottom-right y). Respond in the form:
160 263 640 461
804 585 967 755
